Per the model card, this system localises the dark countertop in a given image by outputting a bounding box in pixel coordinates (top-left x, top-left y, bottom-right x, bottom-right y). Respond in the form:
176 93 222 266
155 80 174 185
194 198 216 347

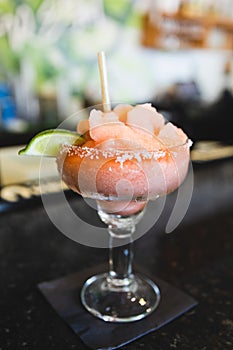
0 159 233 349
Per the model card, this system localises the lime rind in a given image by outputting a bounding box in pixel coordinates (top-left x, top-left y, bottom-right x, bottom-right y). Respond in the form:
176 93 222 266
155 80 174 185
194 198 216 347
19 129 85 157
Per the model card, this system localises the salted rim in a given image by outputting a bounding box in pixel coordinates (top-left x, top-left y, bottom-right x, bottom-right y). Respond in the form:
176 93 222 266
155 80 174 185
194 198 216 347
59 138 192 163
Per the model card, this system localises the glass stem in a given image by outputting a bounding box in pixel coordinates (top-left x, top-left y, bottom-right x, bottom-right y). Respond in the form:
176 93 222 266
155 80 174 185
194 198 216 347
107 223 135 288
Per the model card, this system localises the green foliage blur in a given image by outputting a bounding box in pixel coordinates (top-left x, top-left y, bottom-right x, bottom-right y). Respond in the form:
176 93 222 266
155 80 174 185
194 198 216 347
0 0 141 98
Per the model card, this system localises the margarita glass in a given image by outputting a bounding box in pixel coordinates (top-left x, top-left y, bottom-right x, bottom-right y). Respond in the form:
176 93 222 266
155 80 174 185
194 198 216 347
57 117 191 322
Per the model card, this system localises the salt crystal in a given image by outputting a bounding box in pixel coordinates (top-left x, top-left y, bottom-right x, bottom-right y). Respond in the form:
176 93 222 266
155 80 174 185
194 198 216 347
59 144 169 163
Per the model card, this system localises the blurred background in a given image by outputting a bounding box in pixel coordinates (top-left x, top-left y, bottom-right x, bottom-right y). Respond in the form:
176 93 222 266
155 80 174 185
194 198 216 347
1 4 233 348
0 0 232 143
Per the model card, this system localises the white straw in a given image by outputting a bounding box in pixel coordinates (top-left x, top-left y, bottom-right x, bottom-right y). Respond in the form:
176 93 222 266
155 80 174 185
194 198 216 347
98 51 111 112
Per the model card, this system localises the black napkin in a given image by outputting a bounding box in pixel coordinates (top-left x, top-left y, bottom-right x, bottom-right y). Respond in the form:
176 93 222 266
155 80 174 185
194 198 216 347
38 265 197 349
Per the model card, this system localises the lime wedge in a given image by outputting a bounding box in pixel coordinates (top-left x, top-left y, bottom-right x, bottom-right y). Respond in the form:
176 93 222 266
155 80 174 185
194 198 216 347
19 129 85 157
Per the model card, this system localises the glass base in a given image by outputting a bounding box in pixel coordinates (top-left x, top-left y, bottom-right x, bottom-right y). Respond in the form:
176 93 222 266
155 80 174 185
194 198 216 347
81 273 160 322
